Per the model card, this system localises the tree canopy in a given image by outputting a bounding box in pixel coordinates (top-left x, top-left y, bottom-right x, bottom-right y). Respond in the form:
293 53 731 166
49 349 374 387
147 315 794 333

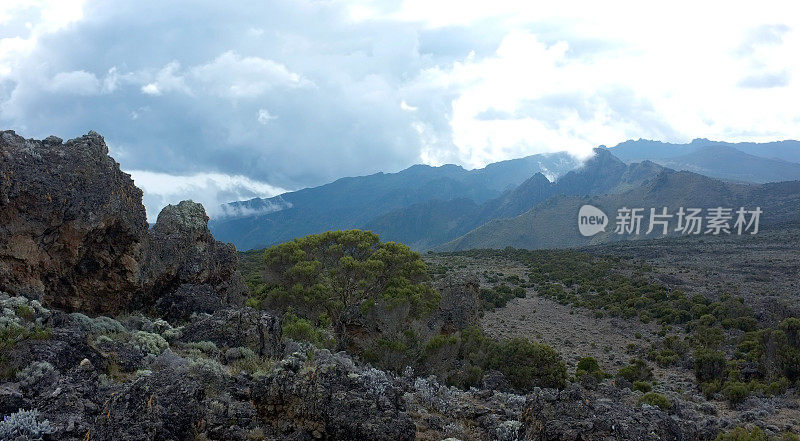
260 230 439 350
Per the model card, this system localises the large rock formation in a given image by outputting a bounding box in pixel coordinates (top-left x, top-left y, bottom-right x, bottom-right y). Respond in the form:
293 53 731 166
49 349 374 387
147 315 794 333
0 131 148 314
0 130 246 315
139 200 246 310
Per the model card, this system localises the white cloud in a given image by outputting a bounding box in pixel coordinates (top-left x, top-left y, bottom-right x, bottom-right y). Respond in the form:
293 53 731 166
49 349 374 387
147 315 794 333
400 100 417 111
395 3 800 167
140 61 190 96
257 108 277 124
1 0 799 204
127 170 287 221
191 51 310 98
137 52 309 99
0 0 85 80
47 70 100 95
140 83 160 95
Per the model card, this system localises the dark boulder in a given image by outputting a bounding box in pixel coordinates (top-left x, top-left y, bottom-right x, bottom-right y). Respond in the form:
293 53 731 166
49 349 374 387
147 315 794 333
522 384 719 440
155 283 225 323
179 307 283 357
89 352 204 441
252 349 416 441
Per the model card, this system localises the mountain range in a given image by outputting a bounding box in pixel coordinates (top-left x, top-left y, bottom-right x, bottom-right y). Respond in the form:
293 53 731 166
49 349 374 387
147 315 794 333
210 152 579 250
210 139 800 251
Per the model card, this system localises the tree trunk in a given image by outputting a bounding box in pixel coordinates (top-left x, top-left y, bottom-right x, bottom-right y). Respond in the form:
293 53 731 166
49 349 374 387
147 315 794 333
334 320 348 352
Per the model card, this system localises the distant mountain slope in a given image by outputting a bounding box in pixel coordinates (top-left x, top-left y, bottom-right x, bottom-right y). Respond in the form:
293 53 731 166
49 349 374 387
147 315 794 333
367 149 666 249
652 145 800 183
607 138 800 166
436 172 800 251
604 140 800 183
209 152 579 250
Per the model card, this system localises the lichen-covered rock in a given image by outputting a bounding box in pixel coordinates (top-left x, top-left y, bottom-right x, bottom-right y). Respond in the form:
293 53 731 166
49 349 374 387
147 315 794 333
252 349 416 441
522 383 719 440
139 201 247 310
0 130 148 314
179 307 283 357
89 352 205 441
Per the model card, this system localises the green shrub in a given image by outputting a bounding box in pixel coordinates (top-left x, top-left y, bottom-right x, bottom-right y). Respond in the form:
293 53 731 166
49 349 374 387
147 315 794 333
576 356 609 381
260 230 439 351
488 338 567 390
617 359 653 383
14 305 35 321
184 341 218 354
700 379 723 399
722 381 750 406
654 349 680 367
633 381 652 393
70 313 126 334
132 331 168 355
424 334 458 353
577 357 600 373
281 311 334 348
446 363 484 389
28 327 51 340
694 349 727 382
714 426 768 441
638 392 671 410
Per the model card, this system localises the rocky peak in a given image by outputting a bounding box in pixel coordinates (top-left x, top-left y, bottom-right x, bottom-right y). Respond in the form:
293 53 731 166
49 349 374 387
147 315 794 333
141 199 247 311
152 200 211 237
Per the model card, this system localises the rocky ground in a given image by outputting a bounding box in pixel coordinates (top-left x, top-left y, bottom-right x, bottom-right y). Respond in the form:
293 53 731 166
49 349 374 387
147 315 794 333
0 291 739 441
587 227 800 324
424 227 800 436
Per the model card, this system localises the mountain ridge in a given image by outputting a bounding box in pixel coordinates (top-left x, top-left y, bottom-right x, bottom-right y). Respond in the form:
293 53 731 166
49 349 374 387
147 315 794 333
211 139 800 251
436 171 800 251
210 152 580 250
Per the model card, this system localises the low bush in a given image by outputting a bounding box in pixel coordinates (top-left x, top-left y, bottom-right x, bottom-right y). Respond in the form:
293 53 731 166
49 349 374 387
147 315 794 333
576 356 609 382
722 381 750 406
617 359 653 383
638 392 671 411
694 349 727 383
714 427 768 441
281 311 334 349
0 409 53 441
132 331 168 355
488 338 567 390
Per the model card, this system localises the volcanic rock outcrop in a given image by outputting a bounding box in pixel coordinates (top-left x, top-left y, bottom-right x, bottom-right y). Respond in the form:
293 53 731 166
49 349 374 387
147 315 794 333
0 130 246 315
139 200 247 312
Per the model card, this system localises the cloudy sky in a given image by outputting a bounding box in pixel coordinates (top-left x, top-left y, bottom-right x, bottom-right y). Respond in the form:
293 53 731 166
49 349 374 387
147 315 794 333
1 1 798 220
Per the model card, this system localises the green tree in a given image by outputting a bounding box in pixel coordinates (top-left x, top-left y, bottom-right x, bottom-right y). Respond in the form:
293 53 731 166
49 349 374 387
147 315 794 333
261 230 438 350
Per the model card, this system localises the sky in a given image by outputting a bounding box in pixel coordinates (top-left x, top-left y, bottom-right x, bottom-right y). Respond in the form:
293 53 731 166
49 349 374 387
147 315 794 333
1 0 799 220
